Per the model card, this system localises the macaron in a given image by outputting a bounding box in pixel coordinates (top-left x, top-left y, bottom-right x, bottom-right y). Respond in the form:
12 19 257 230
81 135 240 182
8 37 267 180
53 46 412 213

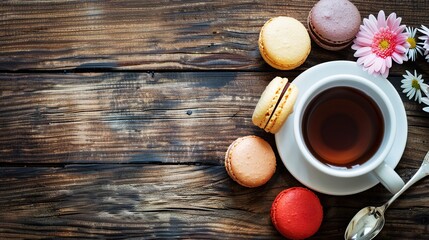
271 187 323 239
252 77 298 134
225 136 276 188
307 0 361 51
259 16 311 70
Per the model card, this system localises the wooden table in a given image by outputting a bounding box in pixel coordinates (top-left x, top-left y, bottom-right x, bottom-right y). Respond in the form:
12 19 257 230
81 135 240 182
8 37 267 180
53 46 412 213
1 1 428 239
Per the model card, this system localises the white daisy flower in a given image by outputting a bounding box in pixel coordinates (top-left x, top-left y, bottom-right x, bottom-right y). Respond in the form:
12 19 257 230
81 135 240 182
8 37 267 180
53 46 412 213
401 70 427 103
418 25 429 62
423 83 429 96
405 26 424 61
422 97 429 113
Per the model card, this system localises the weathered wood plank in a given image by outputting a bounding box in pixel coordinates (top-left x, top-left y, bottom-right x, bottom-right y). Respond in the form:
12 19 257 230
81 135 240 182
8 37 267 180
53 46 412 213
0 72 428 164
0 0 428 72
0 164 429 239
0 71 270 164
1 1 428 239
0 165 291 239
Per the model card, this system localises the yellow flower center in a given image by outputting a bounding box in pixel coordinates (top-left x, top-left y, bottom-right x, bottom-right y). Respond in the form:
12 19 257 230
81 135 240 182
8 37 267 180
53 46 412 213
412 79 421 90
372 29 395 58
407 37 417 49
379 40 390 50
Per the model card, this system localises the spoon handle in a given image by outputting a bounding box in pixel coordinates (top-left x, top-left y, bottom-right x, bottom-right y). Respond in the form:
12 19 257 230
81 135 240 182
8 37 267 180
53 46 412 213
381 151 429 211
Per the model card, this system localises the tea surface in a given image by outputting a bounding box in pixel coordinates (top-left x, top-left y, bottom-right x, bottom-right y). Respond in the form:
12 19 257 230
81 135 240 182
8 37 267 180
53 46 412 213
302 87 384 168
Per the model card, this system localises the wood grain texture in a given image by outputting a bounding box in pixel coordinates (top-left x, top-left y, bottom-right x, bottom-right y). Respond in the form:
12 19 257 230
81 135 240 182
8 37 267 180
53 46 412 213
1 164 429 239
1 72 428 165
0 71 266 164
1 0 429 239
0 0 428 72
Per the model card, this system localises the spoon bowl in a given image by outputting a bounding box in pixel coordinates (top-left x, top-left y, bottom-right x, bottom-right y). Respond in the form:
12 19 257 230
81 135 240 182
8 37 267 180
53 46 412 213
344 151 429 240
345 207 385 240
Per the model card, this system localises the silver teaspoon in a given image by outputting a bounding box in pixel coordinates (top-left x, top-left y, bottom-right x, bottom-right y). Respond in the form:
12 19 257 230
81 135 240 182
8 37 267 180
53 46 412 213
345 151 429 240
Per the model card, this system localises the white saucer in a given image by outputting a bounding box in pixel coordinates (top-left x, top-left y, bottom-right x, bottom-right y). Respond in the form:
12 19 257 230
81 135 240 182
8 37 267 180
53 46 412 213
275 61 408 196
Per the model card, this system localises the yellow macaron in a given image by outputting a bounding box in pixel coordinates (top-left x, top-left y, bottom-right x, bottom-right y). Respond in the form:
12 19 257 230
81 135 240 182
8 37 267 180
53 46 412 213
252 77 298 134
259 17 311 70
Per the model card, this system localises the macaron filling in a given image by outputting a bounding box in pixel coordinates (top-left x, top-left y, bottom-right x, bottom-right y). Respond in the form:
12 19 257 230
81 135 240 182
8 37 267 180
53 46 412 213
264 82 290 130
307 16 353 49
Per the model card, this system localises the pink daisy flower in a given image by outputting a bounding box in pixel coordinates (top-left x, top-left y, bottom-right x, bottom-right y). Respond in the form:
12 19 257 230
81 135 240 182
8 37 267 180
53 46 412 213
352 10 410 78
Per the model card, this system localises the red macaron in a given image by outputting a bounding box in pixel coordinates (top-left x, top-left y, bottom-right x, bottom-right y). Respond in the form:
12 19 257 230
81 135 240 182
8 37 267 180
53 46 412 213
271 187 323 239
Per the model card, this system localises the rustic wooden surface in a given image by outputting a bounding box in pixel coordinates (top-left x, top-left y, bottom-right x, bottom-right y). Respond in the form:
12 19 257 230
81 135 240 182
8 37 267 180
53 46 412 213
0 0 428 239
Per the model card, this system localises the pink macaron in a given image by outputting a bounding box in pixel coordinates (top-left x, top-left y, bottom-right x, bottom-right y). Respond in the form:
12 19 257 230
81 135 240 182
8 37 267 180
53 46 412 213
307 0 361 51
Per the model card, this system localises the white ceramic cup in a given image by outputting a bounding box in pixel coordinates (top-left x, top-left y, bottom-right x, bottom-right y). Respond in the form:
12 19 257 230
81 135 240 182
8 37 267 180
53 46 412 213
293 74 404 194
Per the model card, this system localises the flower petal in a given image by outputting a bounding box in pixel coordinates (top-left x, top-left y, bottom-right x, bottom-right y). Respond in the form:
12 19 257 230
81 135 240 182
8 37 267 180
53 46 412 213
377 10 386 28
387 13 401 30
393 25 406 35
356 57 366 65
363 54 377 67
381 68 389 78
416 90 422 103
418 25 429 36
406 88 415 98
373 57 384 72
355 47 372 57
385 56 392 68
351 44 360 51
391 52 404 64
395 44 407 54
401 78 409 84
356 31 373 40
354 36 373 46
405 70 412 77
422 83 429 96
401 86 410 92
364 16 379 33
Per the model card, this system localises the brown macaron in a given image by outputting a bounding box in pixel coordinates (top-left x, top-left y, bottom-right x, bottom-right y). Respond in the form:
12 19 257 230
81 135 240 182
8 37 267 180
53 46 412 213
307 0 361 51
252 77 298 134
225 136 276 188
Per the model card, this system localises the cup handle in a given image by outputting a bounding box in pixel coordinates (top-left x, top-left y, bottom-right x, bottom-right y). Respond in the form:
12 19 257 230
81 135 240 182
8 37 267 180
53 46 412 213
371 163 404 194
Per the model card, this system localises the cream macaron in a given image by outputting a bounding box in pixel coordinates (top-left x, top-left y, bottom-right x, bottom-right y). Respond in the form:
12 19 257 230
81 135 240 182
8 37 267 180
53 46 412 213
259 16 311 70
252 77 298 134
225 136 276 188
